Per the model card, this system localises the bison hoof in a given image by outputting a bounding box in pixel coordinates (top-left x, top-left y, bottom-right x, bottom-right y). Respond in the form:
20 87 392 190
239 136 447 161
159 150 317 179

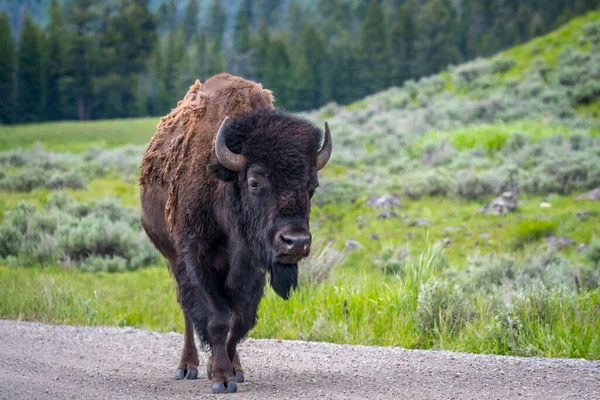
212 381 237 394
185 369 198 380
235 370 245 383
176 368 198 380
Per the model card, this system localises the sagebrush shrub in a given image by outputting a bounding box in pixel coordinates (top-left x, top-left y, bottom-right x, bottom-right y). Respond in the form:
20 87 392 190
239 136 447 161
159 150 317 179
0 194 160 271
455 170 500 200
0 169 47 192
374 245 405 276
299 239 347 285
586 238 600 266
314 179 362 206
416 277 472 334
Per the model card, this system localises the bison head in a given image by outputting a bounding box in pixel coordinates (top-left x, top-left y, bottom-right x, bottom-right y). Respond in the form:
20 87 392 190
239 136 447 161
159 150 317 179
209 110 332 299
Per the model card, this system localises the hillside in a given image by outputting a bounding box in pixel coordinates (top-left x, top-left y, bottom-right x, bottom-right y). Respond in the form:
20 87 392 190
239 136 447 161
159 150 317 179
305 9 600 197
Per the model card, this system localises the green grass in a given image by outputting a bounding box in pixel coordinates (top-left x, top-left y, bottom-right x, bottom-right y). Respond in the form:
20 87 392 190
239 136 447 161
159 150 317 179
2 263 598 359
414 120 596 154
314 194 600 268
0 117 158 152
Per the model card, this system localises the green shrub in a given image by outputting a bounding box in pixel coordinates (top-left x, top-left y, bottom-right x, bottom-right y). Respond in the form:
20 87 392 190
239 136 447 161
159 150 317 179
314 179 362 206
0 169 47 192
521 152 600 195
455 170 500 200
298 239 347 285
374 245 405 276
402 170 453 200
0 223 23 258
583 21 600 44
45 171 86 190
491 58 515 74
416 277 472 334
0 195 160 271
586 238 600 266
462 253 516 293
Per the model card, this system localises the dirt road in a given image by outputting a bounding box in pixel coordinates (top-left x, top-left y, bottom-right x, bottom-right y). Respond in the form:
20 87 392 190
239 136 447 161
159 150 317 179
0 320 598 399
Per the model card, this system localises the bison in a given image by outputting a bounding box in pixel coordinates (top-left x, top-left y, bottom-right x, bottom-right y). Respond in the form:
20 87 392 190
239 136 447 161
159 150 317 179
139 73 332 394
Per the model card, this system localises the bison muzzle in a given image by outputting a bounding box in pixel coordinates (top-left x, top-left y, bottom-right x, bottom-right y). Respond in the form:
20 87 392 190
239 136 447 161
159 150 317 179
139 73 332 394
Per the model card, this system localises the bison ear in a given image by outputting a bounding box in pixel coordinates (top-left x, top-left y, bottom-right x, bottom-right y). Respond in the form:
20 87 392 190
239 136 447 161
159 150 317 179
207 161 237 182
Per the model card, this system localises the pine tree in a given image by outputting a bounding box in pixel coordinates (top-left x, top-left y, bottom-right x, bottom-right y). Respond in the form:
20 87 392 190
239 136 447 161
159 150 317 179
358 0 389 97
415 0 461 76
16 12 44 123
264 36 291 107
209 0 226 50
289 56 314 111
253 22 270 82
390 2 416 86
183 0 199 43
329 31 357 104
94 0 157 119
197 30 208 81
515 4 534 42
354 0 371 22
206 40 226 77
158 0 177 33
45 0 64 120
317 0 353 42
255 0 281 25
162 25 187 106
61 0 98 120
37 23 48 121
0 12 15 124
286 1 308 46
233 0 252 53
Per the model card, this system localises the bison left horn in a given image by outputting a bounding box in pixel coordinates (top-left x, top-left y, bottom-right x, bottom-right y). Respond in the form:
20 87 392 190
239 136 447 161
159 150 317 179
316 122 332 170
215 116 246 172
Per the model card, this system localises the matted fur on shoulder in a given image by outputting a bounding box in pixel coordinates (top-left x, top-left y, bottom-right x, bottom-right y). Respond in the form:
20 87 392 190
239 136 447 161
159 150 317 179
139 79 208 187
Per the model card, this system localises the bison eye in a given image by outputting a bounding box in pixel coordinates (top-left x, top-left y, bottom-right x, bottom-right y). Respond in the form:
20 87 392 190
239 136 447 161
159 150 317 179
248 179 260 191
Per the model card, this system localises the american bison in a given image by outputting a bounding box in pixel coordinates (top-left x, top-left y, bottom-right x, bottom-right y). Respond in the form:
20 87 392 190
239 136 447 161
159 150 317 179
139 73 332 393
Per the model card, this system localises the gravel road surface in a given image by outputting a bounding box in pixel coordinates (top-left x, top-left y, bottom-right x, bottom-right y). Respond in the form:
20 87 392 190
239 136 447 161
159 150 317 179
0 320 598 399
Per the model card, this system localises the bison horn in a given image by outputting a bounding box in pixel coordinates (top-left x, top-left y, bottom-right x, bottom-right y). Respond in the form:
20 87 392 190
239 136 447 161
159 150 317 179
316 122 332 170
215 116 246 171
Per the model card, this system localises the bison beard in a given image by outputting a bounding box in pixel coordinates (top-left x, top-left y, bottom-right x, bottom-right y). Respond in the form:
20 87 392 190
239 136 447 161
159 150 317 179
269 262 298 300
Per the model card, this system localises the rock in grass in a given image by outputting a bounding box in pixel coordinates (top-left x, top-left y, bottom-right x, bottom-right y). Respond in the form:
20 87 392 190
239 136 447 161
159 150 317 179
377 210 398 220
410 218 432 227
576 187 600 201
545 236 574 250
345 240 363 251
366 193 402 209
576 210 589 218
482 191 518 215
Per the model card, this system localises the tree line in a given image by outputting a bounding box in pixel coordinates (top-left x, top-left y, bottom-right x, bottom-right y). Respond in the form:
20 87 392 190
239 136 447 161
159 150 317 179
1 0 599 124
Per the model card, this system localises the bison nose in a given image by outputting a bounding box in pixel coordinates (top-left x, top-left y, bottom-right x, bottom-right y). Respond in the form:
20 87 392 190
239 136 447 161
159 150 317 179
279 233 311 254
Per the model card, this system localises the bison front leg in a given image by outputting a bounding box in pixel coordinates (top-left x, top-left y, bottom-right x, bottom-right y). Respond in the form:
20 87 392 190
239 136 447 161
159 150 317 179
224 271 266 384
178 250 237 394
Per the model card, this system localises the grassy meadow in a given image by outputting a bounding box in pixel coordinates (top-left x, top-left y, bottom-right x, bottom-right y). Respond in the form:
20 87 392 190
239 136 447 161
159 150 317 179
1 11 600 359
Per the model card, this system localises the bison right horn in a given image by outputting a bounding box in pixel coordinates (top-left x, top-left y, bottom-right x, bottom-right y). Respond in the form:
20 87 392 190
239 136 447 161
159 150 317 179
215 116 246 172
316 122 332 170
